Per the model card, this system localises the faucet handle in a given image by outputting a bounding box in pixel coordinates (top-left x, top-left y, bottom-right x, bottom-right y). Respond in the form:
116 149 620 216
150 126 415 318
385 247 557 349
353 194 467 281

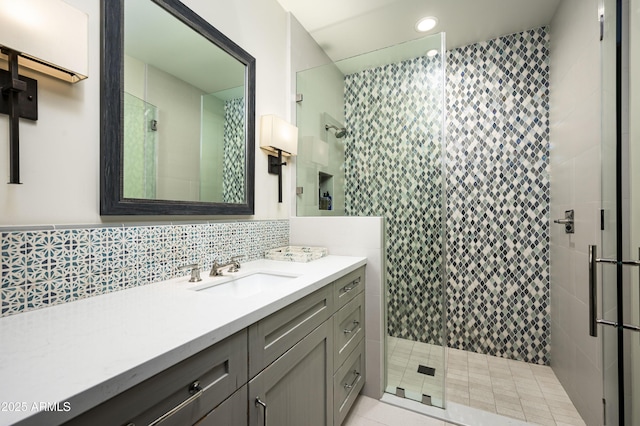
178 263 202 282
229 255 246 272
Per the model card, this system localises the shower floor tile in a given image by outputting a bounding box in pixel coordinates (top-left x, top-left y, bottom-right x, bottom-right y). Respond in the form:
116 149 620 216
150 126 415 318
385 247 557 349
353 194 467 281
386 337 586 426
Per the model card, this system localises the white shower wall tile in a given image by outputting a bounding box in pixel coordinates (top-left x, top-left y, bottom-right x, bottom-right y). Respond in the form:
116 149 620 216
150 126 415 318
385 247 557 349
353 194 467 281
0 220 289 317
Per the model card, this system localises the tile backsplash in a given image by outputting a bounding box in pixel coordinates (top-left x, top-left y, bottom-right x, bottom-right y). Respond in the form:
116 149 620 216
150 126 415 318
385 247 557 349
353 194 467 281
0 220 289 317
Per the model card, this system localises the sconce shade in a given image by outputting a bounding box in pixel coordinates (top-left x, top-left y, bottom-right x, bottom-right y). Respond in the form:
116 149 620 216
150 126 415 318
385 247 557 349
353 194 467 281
0 0 88 83
260 114 298 156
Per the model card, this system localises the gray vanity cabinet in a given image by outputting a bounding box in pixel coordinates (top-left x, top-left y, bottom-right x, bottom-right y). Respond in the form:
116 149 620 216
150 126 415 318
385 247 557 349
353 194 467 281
55 266 365 426
64 330 248 426
332 267 366 425
248 321 334 426
247 266 366 426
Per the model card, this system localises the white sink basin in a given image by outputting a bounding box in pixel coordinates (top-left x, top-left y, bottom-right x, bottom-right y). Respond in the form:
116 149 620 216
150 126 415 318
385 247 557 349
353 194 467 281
193 271 298 299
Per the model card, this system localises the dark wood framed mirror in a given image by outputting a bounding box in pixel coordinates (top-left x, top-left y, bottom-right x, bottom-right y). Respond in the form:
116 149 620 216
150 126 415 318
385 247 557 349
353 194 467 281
100 0 255 215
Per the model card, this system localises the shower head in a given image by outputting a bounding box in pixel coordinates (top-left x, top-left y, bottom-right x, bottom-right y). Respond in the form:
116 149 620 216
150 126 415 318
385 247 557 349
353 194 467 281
325 124 347 138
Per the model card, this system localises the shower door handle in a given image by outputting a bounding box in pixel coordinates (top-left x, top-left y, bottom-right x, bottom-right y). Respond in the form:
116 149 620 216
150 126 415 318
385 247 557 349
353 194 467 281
588 245 640 337
588 245 598 337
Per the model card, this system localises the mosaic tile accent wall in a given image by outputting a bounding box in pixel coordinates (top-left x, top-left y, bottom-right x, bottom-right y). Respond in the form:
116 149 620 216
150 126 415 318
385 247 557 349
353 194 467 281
344 57 446 346
0 220 289 317
344 28 550 364
446 29 550 364
223 98 246 203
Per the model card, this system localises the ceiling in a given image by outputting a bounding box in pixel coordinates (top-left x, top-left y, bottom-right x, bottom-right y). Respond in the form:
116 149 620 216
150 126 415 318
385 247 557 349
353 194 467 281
125 0 245 95
276 0 562 61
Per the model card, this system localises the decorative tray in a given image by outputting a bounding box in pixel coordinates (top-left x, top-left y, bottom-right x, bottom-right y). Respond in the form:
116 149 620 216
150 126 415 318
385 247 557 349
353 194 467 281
265 246 329 263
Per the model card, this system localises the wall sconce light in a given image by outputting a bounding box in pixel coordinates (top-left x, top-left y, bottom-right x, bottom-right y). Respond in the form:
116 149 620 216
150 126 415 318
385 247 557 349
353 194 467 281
0 0 88 184
260 114 298 203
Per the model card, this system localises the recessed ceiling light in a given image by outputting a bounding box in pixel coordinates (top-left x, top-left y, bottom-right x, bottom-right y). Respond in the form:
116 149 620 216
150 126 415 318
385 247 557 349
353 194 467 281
426 49 439 57
415 16 438 32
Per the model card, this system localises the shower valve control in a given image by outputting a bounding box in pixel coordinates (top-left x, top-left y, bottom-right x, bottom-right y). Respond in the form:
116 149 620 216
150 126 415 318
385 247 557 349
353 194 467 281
553 209 574 234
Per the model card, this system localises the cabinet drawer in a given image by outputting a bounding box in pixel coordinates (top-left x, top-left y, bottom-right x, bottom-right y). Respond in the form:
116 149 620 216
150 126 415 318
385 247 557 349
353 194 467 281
334 291 364 370
249 285 333 378
333 339 365 426
195 385 248 426
333 267 364 311
65 330 248 426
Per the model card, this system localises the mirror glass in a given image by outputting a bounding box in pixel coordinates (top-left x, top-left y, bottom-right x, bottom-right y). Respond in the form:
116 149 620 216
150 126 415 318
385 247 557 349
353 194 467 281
101 0 255 215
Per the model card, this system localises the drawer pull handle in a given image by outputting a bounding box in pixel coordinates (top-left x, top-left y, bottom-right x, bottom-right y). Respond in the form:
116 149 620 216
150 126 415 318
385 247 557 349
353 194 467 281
255 396 268 426
148 381 203 426
341 277 361 294
344 370 361 390
343 320 360 334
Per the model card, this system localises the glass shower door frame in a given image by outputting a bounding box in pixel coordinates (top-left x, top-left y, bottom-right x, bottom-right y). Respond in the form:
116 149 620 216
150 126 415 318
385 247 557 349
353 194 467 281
381 31 448 408
599 0 640 424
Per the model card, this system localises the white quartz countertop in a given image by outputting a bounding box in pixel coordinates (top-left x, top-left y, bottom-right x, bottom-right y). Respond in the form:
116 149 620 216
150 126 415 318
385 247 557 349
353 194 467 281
0 255 366 426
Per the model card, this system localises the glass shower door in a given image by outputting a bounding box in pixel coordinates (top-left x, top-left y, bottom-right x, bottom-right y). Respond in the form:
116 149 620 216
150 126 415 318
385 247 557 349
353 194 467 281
294 30 448 408
372 32 447 408
625 0 640 423
600 0 640 424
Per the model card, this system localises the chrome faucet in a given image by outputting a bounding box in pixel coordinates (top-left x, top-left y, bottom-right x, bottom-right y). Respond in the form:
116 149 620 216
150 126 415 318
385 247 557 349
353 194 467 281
210 255 245 276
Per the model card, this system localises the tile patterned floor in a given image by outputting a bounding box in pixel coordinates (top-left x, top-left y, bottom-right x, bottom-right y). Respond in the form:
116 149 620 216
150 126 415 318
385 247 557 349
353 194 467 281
384 337 586 426
387 336 446 405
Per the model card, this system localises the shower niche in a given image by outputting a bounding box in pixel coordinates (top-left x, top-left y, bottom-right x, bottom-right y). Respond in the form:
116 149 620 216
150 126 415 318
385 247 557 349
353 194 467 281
318 171 333 210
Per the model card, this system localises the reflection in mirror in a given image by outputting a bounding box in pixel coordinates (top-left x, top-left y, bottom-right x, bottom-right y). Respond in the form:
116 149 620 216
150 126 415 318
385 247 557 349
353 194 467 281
200 89 246 203
123 0 245 203
100 0 255 215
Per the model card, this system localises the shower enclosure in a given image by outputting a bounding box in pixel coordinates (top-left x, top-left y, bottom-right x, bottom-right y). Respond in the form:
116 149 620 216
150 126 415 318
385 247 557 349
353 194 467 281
296 19 560 420
296 32 448 407
295 1 640 423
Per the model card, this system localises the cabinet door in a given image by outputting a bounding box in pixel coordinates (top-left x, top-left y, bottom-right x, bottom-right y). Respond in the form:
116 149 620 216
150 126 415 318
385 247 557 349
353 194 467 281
249 321 334 426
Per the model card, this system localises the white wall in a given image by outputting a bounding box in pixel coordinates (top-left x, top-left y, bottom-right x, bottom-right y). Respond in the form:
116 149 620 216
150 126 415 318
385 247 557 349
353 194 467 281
147 64 204 202
0 0 292 226
548 0 604 424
